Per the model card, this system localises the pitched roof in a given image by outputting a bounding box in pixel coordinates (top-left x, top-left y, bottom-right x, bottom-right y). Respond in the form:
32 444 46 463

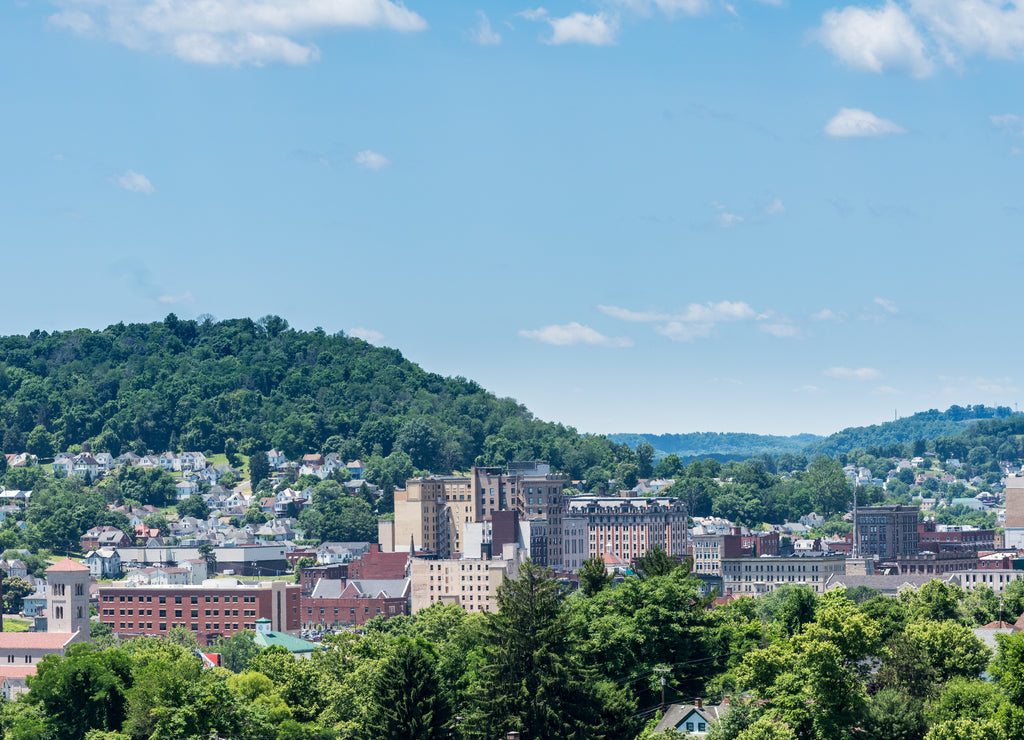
0 632 78 650
46 558 89 573
253 631 319 654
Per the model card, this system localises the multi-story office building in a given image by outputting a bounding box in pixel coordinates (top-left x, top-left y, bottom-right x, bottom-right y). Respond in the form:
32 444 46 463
854 505 920 560
918 522 996 553
566 496 688 563
98 579 301 646
561 515 589 571
393 464 565 566
721 555 846 596
408 543 524 614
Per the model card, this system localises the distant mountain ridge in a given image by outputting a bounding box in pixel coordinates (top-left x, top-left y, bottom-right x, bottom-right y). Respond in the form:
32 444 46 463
803 404 1020 457
607 432 821 461
611 405 1021 462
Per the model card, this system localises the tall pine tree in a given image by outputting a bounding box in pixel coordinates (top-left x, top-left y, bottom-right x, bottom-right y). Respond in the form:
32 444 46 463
361 637 450 740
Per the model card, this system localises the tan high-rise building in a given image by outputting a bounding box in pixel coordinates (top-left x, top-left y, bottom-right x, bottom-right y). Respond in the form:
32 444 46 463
1005 476 1024 549
393 464 565 565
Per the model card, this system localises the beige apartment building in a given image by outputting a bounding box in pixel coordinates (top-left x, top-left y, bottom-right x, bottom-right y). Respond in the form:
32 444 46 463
567 496 688 563
393 464 566 566
721 555 846 596
408 543 524 614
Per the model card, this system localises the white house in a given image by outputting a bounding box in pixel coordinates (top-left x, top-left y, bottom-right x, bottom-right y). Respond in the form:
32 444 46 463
84 547 122 578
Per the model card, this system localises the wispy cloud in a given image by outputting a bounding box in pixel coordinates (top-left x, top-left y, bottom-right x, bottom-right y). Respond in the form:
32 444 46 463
811 308 844 321
765 197 785 215
157 291 194 304
712 201 743 227
355 150 390 170
470 10 501 45
518 322 633 347
612 0 708 18
874 296 899 314
601 300 756 342
760 322 801 339
350 327 384 344
991 113 1024 135
873 385 900 395
825 108 906 138
545 11 618 45
825 366 881 380
814 2 932 77
793 384 822 393
47 0 427 66
114 170 155 194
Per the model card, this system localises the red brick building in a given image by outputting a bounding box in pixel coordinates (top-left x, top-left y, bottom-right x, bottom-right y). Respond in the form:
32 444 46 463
918 522 996 553
98 579 300 646
348 544 409 580
301 578 410 628
299 564 348 596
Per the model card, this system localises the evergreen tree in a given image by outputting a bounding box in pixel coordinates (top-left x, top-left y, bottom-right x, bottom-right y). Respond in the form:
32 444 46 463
361 637 450 740
578 556 613 597
249 450 270 490
464 559 615 740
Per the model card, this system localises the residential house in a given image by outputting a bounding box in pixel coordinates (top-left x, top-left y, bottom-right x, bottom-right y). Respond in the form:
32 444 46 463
93 453 115 473
317 542 370 565
346 460 366 479
176 480 200 500
84 548 122 578
267 449 287 470
51 453 74 476
80 526 133 551
654 700 729 736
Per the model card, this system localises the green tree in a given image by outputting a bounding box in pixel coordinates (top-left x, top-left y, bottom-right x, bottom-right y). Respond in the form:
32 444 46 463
197 542 217 573
463 560 626 740
635 441 655 479
3 576 35 612
361 637 450 740
213 630 260 673
249 450 270 490
25 643 132 740
25 426 55 460
177 494 210 520
635 546 678 578
578 557 613 597
805 456 853 516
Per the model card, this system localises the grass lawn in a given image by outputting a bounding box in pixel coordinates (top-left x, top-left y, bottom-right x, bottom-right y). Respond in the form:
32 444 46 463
3 618 31 632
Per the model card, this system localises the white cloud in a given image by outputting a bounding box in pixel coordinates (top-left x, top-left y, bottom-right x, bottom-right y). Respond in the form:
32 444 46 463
825 107 906 137
47 0 427 66
355 150 390 170
470 10 501 45
601 300 756 342
545 12 618 45
765 197 785 215
350 327 384 343
793 384 822 393
518 322 633 347
874 296 899 313
517 7 548 20
157 291 193 304
815 2 933 77
710 376 744 385
612 0 708 18
114 170 155 194
873 385 900 394
825 366 882 380
760 322 801 338
711 201 743 227
811 308 844 321
598 305 672 322
991 113 1024 135
910 0 1024 63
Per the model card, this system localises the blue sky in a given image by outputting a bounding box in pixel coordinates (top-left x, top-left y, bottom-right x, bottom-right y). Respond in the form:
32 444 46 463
3 0 1024 437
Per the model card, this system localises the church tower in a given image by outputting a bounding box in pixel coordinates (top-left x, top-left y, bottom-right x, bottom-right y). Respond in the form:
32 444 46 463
45 558 91 638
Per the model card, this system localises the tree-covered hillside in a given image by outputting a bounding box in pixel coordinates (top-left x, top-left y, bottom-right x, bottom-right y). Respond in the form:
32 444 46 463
0 316 629 479
804 405 1019 457
609 432 821 462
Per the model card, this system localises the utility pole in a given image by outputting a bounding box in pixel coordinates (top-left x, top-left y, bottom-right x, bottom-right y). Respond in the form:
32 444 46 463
654 666 671 712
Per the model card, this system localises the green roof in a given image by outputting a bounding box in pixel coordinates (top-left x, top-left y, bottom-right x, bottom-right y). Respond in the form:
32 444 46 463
253 631 320 654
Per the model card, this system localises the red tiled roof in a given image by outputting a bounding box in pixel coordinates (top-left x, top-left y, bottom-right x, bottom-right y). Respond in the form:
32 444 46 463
0 633 77 650
0 665 37 679
46 558 89 573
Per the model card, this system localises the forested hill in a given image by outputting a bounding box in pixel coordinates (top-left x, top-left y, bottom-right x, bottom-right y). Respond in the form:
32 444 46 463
0 316 628 478
608 431 821 461
803 405 1020 457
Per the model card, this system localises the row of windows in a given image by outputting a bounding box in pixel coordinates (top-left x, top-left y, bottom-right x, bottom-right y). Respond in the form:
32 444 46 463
103 594 257 604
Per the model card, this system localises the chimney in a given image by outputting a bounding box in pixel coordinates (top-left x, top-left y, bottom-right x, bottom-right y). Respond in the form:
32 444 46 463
695 698 703 708
722 695 730 706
